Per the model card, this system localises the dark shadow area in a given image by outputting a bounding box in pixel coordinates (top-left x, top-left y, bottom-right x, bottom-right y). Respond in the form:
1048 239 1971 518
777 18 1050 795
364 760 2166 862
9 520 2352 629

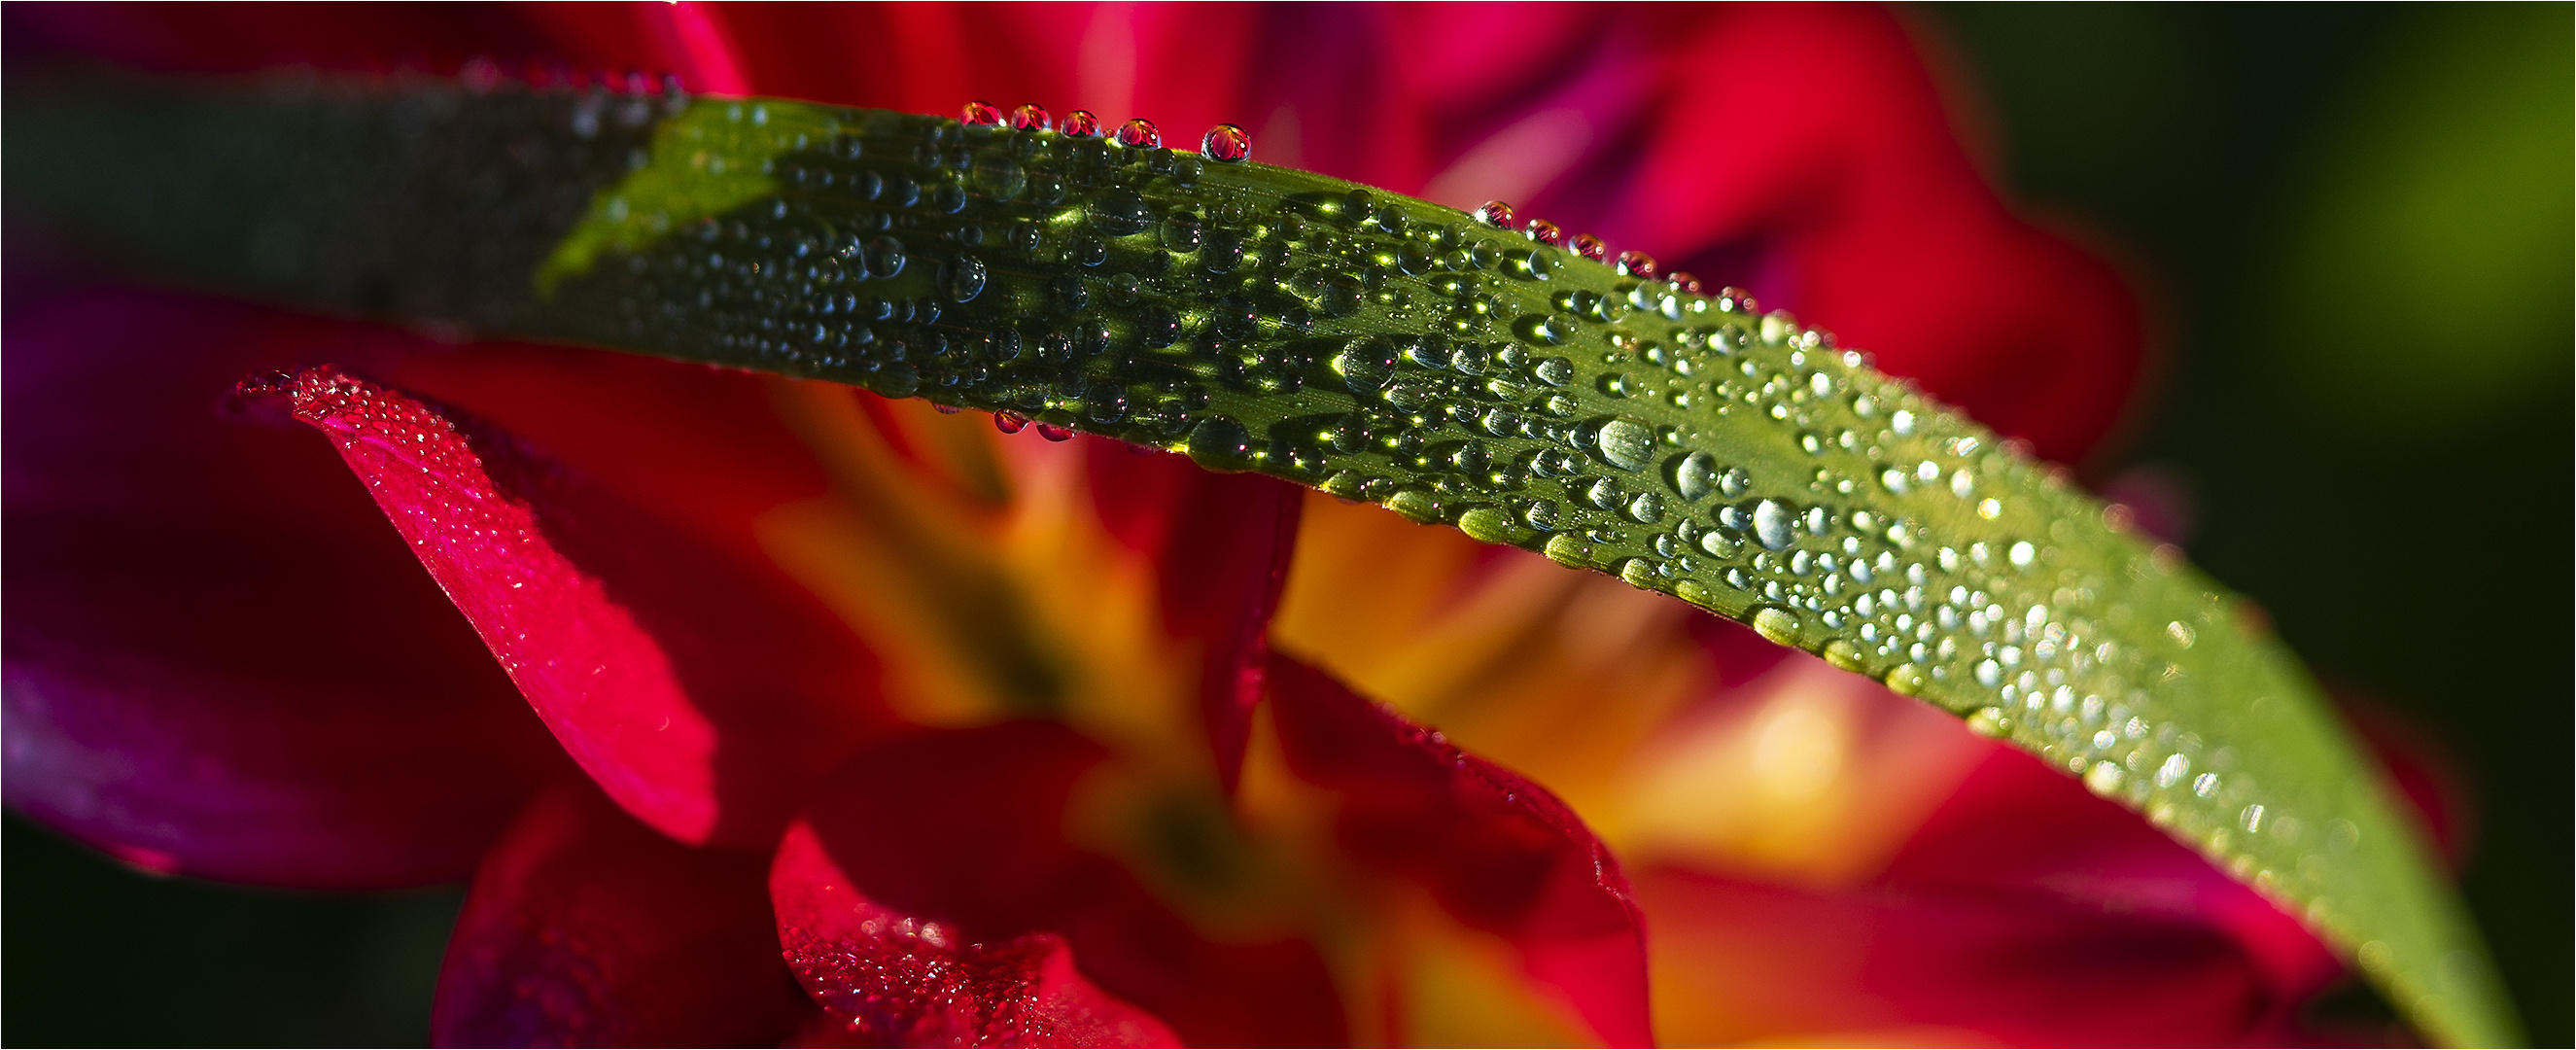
3 815 463 1045
1923 4 2573 1041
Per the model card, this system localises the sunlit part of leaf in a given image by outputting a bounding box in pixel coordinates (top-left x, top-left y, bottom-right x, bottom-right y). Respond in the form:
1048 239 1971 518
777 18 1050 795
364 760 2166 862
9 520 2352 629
5 73 2517 1046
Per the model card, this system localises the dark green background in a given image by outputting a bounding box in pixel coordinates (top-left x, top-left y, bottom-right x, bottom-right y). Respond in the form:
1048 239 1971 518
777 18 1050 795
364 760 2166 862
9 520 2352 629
7 3 2568 1044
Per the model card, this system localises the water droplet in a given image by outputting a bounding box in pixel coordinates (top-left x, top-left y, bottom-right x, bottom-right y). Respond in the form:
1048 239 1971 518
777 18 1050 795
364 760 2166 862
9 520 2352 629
1751 607 1800 645
1062 110 1102 137
1010 102 1053 131
941 255 988 302
1627 491 1665 524
1333 337 1396 393
1531 357 1574 387
1891 409 1916 436
1088 191 1153 236
2166 620 2196 648
1522 219 1563 246
1388 487 1442 523
1673 451 1720 502
1614 251 1659 280
1476 200 1515 228
960 100 1002 125
864 235 907 278
1185 415 1252 471
1116 118 1161 148
1570 233 1607 261
2008 541 2036 568
1967 707 2009 737
2085 762 2126 795
1593 417 1654 470
1719 467 1752 498
1751 499 1795 550
1200 122 1251 162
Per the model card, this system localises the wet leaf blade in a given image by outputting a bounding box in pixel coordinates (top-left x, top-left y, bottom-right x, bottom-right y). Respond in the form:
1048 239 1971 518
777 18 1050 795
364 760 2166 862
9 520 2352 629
2 73 2520 1046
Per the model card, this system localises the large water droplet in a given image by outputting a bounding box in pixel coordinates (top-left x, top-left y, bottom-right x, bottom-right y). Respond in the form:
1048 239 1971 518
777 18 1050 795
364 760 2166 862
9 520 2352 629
960 100 1002 126
1062 109 1102 137
1594 417 1654 470
1089 191 1153 236
1521 219 1563 246
1615 250 1659 280
864 235 906 278
1200 122 1251 162
1010 102 1053 131
1673 451 1719 502
941 255 989 302
1751 607 1800 645
1116 118 1161 148
1752 498 1795 550
1333 337 1395 394
1185 415 1252 471
1476 200 1515 228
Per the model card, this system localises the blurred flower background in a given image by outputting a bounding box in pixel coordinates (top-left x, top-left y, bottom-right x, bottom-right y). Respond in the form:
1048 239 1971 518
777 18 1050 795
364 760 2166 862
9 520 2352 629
3 2 2566 1045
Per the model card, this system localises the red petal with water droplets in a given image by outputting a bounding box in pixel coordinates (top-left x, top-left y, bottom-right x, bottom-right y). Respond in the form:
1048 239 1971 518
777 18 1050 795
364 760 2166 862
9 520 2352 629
434 780 815 1047
3 289 564 889
773 823 1178 1048
250 365 883 847
1265 654 1654 1047
1642 746 2344 1045
1085 442 1305 792
773 722 1345 1047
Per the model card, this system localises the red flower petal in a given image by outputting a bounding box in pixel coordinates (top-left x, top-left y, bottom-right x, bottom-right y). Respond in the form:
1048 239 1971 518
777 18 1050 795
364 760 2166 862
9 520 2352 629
774 722 1345 1047
773 826 1178 1048
1265 654 1653 1047
1577 5 2144 464
249 365 885 847
3 289 565 888
434 779 816 1047
1085 443 1305 792
1641 746 2344 1045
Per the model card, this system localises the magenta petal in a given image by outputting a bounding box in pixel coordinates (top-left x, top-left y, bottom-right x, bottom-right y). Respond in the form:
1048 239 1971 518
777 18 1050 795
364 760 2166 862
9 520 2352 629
249 366 879 847
776 723 1345 1047
1084 443 1305 792
3 289 564 888
1265 655 1654 1047
434 780 815 1048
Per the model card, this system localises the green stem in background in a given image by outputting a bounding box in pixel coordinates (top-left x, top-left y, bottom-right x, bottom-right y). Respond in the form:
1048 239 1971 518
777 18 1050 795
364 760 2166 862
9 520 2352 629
3 71 2519 1046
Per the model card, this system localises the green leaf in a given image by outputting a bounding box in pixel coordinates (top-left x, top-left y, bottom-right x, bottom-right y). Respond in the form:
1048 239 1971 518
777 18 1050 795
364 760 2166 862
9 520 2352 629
4 71 2520 1046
